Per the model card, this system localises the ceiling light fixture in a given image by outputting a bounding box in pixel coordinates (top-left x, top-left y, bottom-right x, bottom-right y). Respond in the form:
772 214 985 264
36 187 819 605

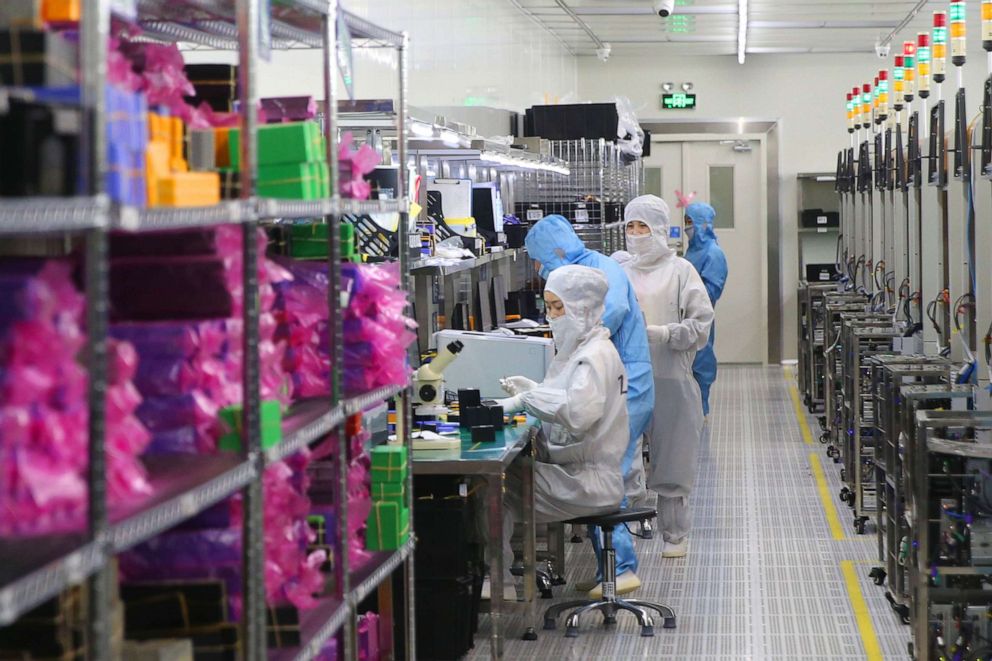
662 82 675 92
737 0 748 64
681 82 694 92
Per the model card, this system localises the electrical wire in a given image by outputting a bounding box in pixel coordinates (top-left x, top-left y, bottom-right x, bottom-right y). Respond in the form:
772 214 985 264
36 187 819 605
927 289 951 357
952 292 977 384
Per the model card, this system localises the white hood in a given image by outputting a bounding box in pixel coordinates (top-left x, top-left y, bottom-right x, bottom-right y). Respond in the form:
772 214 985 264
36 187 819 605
623 195 675 269
544 264 609 360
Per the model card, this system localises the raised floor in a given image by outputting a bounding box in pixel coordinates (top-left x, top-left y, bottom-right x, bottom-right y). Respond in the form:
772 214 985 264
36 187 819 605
468 364 909 661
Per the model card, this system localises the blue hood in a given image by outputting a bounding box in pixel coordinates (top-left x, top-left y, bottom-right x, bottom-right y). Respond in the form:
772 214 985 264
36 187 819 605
524 215 589 275
685 202 717 252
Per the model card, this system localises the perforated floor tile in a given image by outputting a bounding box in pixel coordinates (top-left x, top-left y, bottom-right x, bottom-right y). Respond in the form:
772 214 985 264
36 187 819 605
463 366 910 660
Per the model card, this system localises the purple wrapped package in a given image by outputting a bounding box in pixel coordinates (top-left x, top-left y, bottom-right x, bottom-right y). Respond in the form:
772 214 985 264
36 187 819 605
145 425 201 455
357 612 380 661
314 637 339 661
136 391 219 433
261 96 317 123
111 321 205 359
132 355 203 397
110 256 233 321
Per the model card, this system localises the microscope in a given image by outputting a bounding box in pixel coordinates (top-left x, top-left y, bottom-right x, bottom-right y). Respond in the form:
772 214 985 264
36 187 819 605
413 340 464 415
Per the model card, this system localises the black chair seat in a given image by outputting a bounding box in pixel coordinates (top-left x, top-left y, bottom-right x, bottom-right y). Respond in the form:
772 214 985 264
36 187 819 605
565 506 656 527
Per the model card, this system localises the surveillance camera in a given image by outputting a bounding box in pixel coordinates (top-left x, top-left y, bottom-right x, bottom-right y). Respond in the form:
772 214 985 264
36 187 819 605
597 42 612 62
654 0 675 17
874 42 890 59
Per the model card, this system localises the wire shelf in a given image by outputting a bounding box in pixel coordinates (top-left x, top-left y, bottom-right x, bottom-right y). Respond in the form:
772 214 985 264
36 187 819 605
0 196 109 234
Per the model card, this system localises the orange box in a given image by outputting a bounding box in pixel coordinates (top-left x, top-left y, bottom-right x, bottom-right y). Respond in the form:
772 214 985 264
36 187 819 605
144 141 170 206
170 117 184 163
157 172 221 207
42 0 80 22
214 127 231 168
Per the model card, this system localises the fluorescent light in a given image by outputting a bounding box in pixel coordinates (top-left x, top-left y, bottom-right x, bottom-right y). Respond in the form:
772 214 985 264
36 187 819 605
737 0 748 64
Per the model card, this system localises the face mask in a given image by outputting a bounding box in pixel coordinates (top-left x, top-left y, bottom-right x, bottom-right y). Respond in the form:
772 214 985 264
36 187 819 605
625 234 655 255
685 225 695 241
549 314 581 356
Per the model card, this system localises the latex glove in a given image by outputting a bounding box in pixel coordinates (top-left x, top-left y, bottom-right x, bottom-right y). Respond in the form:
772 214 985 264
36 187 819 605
500 375 538 396
646 324 671 345
494 394 525 413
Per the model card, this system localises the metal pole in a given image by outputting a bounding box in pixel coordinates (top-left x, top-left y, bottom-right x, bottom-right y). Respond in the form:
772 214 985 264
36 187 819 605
396 30 418 661
82 0 110 656
236 0 265 657
323 4 354 661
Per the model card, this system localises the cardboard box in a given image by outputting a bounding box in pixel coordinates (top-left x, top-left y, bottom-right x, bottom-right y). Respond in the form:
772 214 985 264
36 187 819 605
0 28 76 87
257 162 321 200
370 481 406 508
369 444 408 483
229 121 325 169
366 501 411 551
156 172 221 207
217 400 282 452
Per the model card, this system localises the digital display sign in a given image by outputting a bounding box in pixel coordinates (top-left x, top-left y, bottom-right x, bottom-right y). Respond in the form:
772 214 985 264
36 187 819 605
662 93 697 110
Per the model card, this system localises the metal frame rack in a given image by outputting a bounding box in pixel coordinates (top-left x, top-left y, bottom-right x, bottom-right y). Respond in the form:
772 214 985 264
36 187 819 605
838 322 900 533
821 296 871 456
869 358 953 621
908 411 992 661
798 282 837 414
0 2 415 660
515 138 640 255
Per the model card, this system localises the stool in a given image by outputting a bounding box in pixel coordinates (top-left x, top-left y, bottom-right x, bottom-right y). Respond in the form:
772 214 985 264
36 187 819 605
542 507 676 638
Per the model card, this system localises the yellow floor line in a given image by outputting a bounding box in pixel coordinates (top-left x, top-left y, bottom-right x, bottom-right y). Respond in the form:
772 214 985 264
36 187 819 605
810 452 846 541
840 560 884 661
783 365 815 445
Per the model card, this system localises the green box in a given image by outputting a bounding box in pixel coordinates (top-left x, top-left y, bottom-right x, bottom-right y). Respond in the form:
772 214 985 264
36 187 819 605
371 481 406 507
370 444 408 483
289 222 330 259
365 501 411 551
229 121 326 170
258 162 321 200
218 400 283 452
316 160 330 198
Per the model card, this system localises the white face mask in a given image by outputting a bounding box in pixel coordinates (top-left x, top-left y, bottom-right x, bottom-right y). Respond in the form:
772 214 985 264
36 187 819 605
549 314 582 357
626 232 669 264
685 225 695 241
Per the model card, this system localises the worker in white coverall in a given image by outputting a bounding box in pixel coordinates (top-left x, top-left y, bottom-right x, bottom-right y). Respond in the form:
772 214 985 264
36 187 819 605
615 195 713 559
493 264 630 593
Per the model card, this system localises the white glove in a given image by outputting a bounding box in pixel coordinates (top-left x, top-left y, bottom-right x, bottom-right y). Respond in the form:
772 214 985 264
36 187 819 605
494 394 525 413
646 324 671 345
500 375 538 396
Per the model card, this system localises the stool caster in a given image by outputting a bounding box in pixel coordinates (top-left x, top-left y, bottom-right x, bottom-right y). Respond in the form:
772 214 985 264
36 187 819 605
543 617 557 631
641 519 654 539
640 625 655 637
664 617 677 629
522 627 538 641
870 567 886 586
565 626 579 638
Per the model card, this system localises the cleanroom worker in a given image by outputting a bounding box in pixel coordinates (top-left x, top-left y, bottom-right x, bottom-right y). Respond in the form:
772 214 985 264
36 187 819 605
521 215 653 597
617 195 713 558
683 202 728 417
494 265 629 592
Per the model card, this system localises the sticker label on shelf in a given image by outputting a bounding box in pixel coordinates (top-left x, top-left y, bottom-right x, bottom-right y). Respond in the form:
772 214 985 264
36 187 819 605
817 216 828 224
526 208 544 221
574 209 589 223
818 228 827 233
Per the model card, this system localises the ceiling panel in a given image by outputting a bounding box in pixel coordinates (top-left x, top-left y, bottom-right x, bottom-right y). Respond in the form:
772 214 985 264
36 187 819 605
510 0 978 58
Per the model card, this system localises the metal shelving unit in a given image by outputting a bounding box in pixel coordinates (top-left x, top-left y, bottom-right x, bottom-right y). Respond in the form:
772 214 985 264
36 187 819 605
0 1 414 660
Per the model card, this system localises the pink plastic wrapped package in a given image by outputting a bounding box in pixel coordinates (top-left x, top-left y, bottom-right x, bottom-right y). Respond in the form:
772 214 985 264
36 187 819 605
338 132 380 200
357 612 380 661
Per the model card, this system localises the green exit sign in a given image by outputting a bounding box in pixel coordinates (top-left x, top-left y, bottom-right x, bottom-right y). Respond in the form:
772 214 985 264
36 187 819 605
662 93 697 110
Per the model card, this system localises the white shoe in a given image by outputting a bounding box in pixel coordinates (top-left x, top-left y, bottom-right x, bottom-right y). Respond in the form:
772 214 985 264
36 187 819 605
662 539 688 558
588 571 641 599
481 576 518 601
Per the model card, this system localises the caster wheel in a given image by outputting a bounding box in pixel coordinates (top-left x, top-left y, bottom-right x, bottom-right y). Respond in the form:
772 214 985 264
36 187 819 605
551 575 567 587
901 615 911 626
640 625 655 637
840 487 850 503
540 589 553 599
854 519 866 534
604 615 616 626
870 567 886 586
664 617 677 629
819 432 829 445
833 454 842 464
565 626 579 638
818 416 828 429
840 469 847 482
543 618 557 631
523 627 538 641
570 535 583 544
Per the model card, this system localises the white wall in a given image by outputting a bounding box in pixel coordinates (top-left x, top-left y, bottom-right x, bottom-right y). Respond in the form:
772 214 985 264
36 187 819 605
578 51 992 361
185 0 577 112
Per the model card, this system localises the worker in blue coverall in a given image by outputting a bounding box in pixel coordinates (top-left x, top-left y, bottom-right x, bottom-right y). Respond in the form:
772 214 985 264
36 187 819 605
683 202 728 417
524 215 654 597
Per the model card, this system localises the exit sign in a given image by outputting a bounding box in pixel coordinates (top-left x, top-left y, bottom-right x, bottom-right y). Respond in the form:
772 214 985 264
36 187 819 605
662 93 697 110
